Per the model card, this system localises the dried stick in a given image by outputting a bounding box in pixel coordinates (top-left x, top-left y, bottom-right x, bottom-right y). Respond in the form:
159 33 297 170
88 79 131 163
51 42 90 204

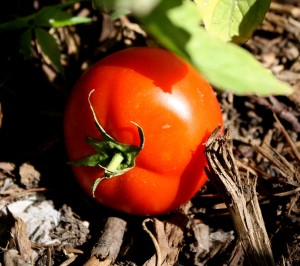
270 2 300 18
205 127 275 266
84 216 127 266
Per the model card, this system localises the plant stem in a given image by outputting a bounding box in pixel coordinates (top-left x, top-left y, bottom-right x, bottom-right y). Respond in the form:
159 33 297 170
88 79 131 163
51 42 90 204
106 153 124 173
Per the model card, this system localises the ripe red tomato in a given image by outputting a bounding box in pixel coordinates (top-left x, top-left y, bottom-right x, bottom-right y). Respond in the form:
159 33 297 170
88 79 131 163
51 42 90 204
64 47 223 216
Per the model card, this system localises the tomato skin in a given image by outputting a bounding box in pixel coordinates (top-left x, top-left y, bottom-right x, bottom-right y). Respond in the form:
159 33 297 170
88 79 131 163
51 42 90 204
64 47 222 216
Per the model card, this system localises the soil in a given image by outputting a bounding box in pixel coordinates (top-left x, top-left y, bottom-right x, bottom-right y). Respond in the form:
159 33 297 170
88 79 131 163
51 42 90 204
0 1 299 265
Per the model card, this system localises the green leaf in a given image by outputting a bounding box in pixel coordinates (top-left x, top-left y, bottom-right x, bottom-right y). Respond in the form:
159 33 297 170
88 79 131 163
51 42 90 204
72 152 109 167
49 16 92 27
92 177 105 197
195 0 271 43
141 0 292 96
92 0 116 13
141 1 190 60
0 1 83 32
33 0 86 27
35 28 64 75
19 28 33 59
0 18 29 34
92 0 161 17
34 7 72 28
111 8 132 20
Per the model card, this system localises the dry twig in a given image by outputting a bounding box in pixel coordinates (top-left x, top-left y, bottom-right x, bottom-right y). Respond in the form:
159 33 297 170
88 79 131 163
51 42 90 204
205 127 275 266
270 2 300 18
253 113 300 187
83 216 127 266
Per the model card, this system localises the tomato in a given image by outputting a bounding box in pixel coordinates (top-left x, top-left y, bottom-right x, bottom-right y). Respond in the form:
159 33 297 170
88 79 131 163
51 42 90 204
64 47 223 216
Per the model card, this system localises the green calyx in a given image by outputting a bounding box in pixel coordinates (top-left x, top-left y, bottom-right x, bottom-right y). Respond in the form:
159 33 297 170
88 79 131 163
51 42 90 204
71 89 145 196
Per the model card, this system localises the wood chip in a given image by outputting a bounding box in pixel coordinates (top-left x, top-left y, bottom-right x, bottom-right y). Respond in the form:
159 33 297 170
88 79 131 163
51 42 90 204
19 163 41 189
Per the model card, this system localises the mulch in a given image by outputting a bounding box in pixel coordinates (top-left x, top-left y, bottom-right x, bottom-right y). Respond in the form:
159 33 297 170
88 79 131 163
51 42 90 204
0 1 299 265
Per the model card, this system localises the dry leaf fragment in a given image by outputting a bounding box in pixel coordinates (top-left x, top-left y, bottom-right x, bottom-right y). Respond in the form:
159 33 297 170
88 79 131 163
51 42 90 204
190 221 234 265
3 249 29 266
142 210 188 266
4 210 34 265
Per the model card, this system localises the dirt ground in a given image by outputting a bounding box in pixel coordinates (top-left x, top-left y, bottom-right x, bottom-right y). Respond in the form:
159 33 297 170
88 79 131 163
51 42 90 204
0 1 299 265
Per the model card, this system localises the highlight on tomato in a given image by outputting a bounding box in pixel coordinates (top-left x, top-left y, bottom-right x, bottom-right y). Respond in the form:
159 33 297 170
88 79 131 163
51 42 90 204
64 47 223 216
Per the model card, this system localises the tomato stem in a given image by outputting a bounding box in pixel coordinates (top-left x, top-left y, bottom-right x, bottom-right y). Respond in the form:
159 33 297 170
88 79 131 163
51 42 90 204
72 89 145 197
105 153 124 177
